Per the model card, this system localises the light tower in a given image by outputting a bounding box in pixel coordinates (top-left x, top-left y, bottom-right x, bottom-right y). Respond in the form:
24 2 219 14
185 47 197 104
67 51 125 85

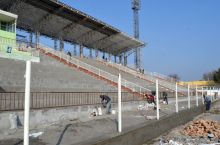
132 0 141 69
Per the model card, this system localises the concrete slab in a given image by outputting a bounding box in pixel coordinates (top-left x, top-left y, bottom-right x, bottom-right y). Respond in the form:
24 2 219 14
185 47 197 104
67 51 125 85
0 98 216 145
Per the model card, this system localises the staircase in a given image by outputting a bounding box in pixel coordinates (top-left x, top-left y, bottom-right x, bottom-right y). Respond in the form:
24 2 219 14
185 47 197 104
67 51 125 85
38 44 151 97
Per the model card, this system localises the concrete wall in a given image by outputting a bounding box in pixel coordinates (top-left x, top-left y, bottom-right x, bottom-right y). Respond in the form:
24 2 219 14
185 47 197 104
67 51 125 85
0 101 145 130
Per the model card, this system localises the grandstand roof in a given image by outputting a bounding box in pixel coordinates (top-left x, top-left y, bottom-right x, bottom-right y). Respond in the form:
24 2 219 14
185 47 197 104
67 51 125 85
0 0 145 55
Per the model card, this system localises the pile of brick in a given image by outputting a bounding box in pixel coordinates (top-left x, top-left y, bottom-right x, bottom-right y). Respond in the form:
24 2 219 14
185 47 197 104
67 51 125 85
181 119 220 138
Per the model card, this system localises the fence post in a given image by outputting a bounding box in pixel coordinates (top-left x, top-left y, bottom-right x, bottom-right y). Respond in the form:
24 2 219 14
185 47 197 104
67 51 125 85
202 86 204 104
156 79 159 120
175 82 178 113
196 85 198 107
24 60 31 145
118 73 122 133
188 84 190 109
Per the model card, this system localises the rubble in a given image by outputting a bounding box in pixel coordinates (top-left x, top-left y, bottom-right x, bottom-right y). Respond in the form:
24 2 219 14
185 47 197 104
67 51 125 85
181 119 220 139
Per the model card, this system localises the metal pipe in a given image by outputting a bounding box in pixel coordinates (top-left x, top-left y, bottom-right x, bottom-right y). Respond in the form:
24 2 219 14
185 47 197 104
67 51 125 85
176 82 178 113
156 79 159 120
24 60 31 145
196 85 198 106
188 84 190 109
118 73 122 133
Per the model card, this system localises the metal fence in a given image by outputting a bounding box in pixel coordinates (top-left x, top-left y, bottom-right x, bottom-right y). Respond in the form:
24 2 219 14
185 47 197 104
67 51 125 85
0 92 142 111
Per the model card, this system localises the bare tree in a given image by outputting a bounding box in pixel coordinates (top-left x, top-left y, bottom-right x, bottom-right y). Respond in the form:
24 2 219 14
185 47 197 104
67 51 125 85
203 71 214 81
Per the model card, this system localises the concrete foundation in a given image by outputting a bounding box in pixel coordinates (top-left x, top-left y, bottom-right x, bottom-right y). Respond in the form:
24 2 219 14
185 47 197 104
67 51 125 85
0 101 145 130
80 101 219 145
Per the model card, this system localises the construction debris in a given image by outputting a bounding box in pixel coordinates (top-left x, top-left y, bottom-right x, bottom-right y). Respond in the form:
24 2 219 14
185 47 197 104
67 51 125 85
181 119 220 139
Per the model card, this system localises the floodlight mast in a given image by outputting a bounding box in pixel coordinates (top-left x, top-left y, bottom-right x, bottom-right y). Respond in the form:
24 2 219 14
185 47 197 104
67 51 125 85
132 0 141 69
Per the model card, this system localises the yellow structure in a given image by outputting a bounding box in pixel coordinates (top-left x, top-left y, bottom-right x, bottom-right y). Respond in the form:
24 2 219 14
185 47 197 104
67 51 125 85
178 81 216 86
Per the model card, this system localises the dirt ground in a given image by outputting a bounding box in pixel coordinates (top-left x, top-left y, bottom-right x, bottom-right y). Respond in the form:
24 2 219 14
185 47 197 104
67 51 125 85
144 101 220 145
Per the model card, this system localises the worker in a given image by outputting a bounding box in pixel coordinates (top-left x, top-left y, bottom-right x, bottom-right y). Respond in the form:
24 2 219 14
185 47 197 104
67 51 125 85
203 95 211 111
100 95 112 114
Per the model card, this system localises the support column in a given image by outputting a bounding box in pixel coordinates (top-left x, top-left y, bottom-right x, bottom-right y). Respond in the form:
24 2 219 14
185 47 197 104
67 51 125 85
73 44 77 56
54 38 58 50
124 54 127 66
35 31 40 49
175 82 178 113
119 55 122 64
80 45 83 57
59 38 64 51
89 48 92 58
108 53 111 61
102 52 105 60
114 56 117 63
95 49 99 58
29 32 33 47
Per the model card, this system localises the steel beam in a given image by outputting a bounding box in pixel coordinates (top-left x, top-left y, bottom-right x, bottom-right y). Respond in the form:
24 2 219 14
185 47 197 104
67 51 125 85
75 26 106 44
34 6 64 31
87 34 118 48
102 39 125 52
56 17 88 39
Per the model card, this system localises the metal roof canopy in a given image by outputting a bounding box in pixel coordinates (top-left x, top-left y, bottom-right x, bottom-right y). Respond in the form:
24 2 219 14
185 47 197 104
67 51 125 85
0 0 145 56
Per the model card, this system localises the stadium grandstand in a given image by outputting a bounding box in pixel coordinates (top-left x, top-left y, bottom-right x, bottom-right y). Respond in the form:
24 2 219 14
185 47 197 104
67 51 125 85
2 1 219 145
0 0 191 111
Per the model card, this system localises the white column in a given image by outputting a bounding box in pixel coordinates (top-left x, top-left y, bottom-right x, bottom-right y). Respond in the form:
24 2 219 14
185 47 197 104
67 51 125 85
196 85 198 106
175 82 178 113
188 84 190 109
202 86 204 104
24 60 31 145
156 79 159 120
118 74 122 133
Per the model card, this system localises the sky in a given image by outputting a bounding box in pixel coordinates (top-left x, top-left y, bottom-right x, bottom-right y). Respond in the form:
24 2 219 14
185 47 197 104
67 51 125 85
20 0 220 81
60 0 220 81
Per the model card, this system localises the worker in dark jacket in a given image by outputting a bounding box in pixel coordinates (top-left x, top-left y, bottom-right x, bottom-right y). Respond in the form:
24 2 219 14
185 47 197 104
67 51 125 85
204 95 211 111
100 95 112 114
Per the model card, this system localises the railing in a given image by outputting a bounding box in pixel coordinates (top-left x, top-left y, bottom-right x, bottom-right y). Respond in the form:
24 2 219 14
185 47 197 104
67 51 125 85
104 61 188 92
39 43 151 94
0 92 142 111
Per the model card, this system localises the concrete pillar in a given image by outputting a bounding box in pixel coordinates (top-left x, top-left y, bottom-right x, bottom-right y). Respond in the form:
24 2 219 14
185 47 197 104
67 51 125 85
59 38 64 51
108 53 111 61
80 45 83 57
29 32 33 48
35 31 40 49
102 52 105 59
114 55 117 63
119 55 122 64
73 44 77 56
54 38 58 50
95 49 99 58
89 48 92 58
124 55 127 66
